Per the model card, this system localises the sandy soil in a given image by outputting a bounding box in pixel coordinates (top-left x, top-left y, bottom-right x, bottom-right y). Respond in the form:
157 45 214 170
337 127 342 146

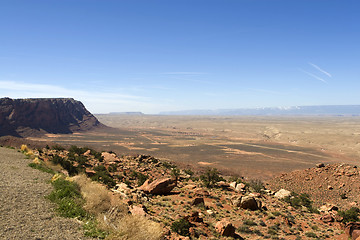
0 147 90 240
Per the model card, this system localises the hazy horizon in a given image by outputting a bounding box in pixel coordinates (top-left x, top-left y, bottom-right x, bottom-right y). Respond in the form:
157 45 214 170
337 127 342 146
1 1 359 114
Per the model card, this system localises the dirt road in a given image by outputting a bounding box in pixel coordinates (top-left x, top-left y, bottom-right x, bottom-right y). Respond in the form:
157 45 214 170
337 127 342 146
0 147 90 240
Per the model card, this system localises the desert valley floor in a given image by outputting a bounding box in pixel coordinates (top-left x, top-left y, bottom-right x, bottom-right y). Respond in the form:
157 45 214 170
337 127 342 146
28 115 360 180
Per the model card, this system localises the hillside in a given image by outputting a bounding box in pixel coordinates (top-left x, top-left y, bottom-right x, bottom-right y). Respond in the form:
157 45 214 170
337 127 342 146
0 97 105 137
12 143 359 240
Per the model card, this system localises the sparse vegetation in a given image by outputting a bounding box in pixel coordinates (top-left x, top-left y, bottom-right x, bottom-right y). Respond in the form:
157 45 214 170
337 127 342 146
338 207 360 223
171 218 191 236
200 168 224 188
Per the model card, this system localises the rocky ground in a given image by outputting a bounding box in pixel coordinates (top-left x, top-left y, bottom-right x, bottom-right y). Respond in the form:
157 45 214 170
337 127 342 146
27 145 360 239
267 163 360 210
0 146 91 240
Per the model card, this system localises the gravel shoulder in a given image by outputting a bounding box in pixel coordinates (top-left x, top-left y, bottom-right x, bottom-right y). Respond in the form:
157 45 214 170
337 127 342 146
0 147 90 240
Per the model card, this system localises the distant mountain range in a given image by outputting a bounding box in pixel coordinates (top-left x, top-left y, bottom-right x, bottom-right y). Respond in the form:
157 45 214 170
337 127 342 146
159 105 360 116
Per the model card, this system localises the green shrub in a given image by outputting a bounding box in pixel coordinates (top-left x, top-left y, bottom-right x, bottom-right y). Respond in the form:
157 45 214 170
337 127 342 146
91 165 116 188
28 162 55 174
171 218 191 236
305 232 317 238
248 179 265 193
284 193 318 213
238 225 253 233
52 144 65 151
162 161 176 169
184 169 194 176
171 168 180 182
338 207 360 223
47 178 87 219
51 154 79 176
200 168 224 188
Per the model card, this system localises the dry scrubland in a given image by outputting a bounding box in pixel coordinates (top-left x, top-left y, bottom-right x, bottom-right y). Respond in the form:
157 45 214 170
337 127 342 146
30 115 360 179
4 144 358 240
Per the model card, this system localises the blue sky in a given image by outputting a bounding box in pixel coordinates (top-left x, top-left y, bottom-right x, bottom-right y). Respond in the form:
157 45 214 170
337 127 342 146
1 0 359 114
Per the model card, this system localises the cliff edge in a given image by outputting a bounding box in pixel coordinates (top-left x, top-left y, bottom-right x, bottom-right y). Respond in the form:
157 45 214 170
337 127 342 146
0 97 104 137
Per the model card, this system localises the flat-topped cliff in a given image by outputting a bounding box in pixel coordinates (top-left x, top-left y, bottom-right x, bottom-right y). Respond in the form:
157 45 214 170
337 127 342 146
0 97 104 137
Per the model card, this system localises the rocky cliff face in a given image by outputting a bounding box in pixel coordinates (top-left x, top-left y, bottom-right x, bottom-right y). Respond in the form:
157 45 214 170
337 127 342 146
0 98 104 137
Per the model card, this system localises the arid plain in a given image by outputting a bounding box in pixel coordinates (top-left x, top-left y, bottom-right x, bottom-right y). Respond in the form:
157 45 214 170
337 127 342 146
29 115 360 180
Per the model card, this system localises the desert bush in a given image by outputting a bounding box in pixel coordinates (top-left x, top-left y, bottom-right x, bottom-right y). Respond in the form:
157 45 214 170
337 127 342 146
305 232 317 238
72 174 111 215
52 144 65 151
91 165 116 188
171 218 191 236
162 161 176 169
284 193 318 213
106 215 163 240
200 168 224 188
238 225 253 233
130 170 148 186
51 154 79 176
46 177 87 219
184 169 194 176
171 168 180 182
28 162 55 174
248 179 265 193
338 207 360 223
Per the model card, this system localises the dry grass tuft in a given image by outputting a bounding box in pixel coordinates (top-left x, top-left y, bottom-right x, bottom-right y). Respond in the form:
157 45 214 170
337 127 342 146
105 215 163 240
72 174 112 215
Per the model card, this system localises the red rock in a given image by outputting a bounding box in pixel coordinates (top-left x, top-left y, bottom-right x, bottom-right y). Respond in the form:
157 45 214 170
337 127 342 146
195 188 210 197
187 211 203 223
138 178 176 195
215 219 236 237
239 196 261 210
320 214 334 223
353 230 360 240
345 222 360 240
129 205 147 217
191 197 205 206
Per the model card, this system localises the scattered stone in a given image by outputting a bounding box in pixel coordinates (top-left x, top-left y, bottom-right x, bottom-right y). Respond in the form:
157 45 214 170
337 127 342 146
187 211 203 223
319 204 338 212
229 181 237 189
320 214 334 223
328 185 333 190
239 196 261 210
191 197 205 206
215 219 236 237
316 163 325 168
274 189 291 199
235 183 246 192
138 178 176 195
129 205 147 217
345 222 360 240
195 188 210 197
182 184 197 190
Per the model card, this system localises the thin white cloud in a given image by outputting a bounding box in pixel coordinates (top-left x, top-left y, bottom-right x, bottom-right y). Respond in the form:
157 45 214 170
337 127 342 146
308 62 332 77
171 77 213 85
248 88 284 95
0 80 163 113
161 72 207 75
300 69 327 83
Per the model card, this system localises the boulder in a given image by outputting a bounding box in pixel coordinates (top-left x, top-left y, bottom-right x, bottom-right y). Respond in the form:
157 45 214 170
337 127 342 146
129 205 147 217
215 219 236 237
187 211 203 223
230 195 242 207
229 181 237 189
239 196 261 210
320 214 334 223
319 203 338 212
274 189 291 199
138 178 176 195
345 222 360 240
191 197 205 206
235 183 246 192
316 163 325 168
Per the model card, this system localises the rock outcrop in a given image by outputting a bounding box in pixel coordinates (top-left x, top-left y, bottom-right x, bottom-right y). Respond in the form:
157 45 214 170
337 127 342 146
0 97 104 137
